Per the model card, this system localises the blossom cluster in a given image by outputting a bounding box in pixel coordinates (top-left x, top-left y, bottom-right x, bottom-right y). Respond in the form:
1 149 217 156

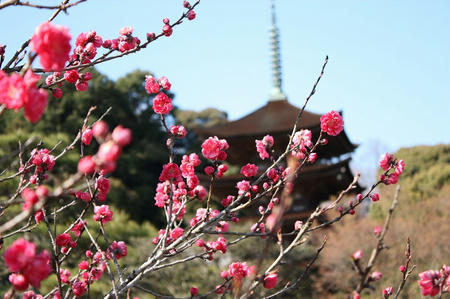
222 261 253 281
30 22 71 71
19 148 56 217
71 251 108 297
199 236 228 260
379 153 405 185
201 136 229 161
241 163 258 177
23 148 56 186
255 134 274 160
145 74 173 115
154 152 207 222
73 122 131 234
73 30 103 63
170 125 187 138
55 233 77 252
320 110 344 136
217 262 277 292
45 26 141 95
93 204 114 224
418 265 450 297
107 241 128 260
190 208 220 227
3 239 52 291
56 242 127 297
290 129 313 159
0 70 48 122
77 121 132 175
152 227 185 245
21 187 43 212
189 209 239 261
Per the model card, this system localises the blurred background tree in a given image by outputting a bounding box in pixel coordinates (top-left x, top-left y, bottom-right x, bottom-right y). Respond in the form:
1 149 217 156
174 108 228 130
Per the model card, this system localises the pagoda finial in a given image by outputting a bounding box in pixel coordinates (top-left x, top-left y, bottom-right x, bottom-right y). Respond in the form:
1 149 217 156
269 0 287 101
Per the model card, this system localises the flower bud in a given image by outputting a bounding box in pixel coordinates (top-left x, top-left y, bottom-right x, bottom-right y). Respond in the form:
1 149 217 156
373 225 382 236
187 10 196 20
92 120 109 139
195 239 205 247
82 129 93 145
370 271 382 281
112 125 132 147
52 88 63 99
190 287 198 296
382 287 393 298
352 250 362 261
370 193 380 202
294 220 303 231
9 273 29 291
204 166 215 176
78 156 95 174
263 273 278 289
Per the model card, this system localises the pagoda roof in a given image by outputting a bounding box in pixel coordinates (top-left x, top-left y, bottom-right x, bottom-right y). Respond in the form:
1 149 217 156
196 100 358 159
197 100 321 137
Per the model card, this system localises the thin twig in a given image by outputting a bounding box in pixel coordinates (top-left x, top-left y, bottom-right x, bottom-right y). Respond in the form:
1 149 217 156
264 238 327 298
394 238 416 299
0 0 86 10
355 185 401 293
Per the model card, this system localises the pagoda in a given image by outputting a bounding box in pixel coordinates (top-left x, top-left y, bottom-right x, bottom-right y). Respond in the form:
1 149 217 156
196 0 360 222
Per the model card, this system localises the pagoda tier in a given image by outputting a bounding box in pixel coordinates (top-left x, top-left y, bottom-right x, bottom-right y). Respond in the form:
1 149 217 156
198 157 362 217
196 100 358 165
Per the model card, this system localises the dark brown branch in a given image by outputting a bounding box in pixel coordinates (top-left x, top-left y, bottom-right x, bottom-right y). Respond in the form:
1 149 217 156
0 0 86 10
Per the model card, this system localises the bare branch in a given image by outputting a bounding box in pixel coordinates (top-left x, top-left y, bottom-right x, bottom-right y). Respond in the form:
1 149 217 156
394 238 416 299
355 185 401 294
0 0 86 10
264 238 327 298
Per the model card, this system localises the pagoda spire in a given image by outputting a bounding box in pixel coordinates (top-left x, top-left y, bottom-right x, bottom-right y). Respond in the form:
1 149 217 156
269 0 287 101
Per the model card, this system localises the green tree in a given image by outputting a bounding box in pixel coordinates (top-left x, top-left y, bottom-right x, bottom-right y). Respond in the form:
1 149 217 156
175 108 228 130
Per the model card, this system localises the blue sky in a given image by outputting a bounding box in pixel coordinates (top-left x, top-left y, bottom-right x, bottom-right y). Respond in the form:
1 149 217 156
1 1 449 170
